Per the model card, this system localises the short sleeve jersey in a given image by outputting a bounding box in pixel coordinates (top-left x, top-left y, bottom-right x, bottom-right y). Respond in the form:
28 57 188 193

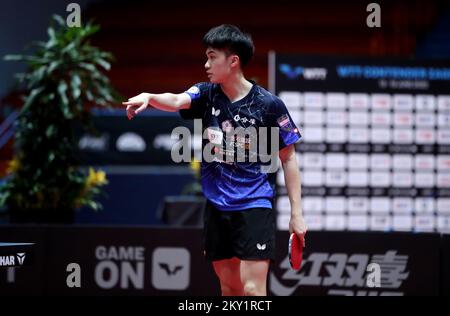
180 81 301 211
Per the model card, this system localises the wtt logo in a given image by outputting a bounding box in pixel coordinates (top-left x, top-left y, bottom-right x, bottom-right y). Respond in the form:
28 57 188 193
270 250 409 296
152 247 190 290
279 64 327 80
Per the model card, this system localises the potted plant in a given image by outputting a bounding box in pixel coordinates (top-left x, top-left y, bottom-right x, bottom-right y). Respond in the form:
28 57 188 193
181 158 203 196
0 15 121 223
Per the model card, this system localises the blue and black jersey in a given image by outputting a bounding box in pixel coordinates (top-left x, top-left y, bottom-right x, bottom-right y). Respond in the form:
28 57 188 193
180 81 301 211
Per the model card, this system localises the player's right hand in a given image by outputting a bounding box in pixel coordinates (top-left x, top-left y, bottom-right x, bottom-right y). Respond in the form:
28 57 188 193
122 93 151 120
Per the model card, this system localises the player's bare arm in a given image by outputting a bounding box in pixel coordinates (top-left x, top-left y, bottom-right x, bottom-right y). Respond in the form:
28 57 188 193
280 144 308 244
122 92 192 120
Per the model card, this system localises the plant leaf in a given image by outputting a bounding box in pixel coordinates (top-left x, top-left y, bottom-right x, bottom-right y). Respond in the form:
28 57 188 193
4 55 24 61
94 58 111 70
79 62 96 72
57 81 73 119
21 86 45 114
52 14 65 26
45 125 56 138
47 61 61 75
71 74 82 99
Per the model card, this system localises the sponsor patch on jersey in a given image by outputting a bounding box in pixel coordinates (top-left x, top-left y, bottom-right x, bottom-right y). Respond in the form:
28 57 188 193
207 128 223 145
185 86 200 99
277 114 294 131
221 120 233 133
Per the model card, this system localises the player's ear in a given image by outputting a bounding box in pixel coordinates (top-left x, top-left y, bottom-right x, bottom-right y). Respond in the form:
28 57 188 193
229 55 240 68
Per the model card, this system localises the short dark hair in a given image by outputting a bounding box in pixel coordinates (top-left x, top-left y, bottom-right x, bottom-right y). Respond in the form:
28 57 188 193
203 24 254 68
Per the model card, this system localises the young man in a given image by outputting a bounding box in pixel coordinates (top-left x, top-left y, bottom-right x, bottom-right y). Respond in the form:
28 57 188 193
123 24 307 296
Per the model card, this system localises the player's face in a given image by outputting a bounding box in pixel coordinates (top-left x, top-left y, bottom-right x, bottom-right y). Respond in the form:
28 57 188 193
204 48 237 83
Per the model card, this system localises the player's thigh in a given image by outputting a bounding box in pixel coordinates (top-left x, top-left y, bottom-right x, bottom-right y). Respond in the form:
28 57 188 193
240 259 270 286
213 257 242 287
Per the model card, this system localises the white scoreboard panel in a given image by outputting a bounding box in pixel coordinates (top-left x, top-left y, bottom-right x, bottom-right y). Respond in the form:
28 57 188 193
271 54 450 233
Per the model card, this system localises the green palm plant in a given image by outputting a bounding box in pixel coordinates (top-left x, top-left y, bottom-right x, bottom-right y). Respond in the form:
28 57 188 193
0 15 121 223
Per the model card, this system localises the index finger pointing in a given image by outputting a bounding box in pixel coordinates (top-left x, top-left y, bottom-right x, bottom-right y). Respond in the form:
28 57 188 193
122 101 139 106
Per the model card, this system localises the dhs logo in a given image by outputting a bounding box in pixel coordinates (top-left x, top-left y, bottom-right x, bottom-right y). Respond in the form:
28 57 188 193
270 250 409 296
152 247 190 290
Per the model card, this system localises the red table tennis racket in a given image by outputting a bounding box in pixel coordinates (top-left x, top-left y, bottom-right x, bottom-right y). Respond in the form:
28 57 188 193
289 232 305 270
